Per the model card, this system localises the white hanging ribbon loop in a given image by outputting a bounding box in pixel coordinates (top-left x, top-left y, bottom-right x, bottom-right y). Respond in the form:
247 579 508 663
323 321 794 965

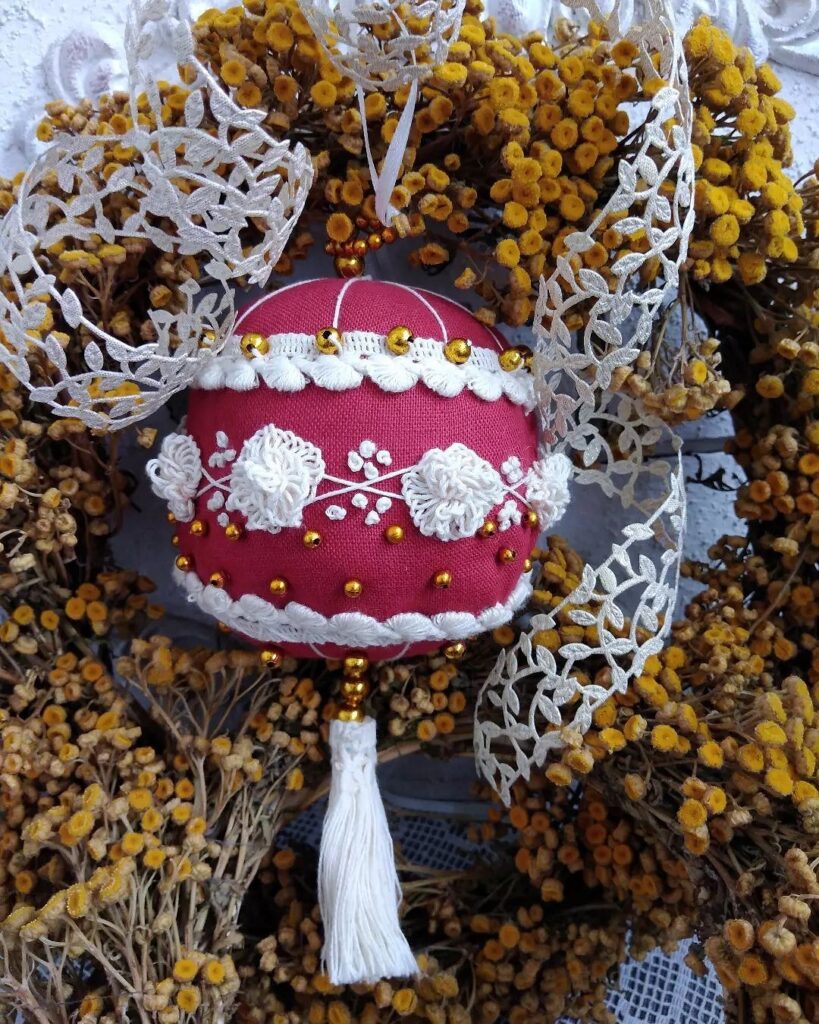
358 78 419 227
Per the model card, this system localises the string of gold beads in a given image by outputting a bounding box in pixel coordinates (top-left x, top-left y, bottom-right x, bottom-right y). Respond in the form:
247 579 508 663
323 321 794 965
315 326 342 355
337 653 370 722
326 221 398 279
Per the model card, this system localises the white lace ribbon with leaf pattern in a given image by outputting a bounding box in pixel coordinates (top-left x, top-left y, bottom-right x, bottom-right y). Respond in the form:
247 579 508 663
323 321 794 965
474 0 695 805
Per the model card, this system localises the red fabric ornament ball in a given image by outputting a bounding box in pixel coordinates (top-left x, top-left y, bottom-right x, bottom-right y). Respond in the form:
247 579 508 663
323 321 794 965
148 278 551 660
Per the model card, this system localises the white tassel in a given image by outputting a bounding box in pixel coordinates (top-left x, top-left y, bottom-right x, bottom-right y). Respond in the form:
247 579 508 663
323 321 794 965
318 716 418 985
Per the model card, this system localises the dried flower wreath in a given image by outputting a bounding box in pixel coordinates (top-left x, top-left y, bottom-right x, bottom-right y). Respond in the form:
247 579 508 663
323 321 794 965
0 0 817 1022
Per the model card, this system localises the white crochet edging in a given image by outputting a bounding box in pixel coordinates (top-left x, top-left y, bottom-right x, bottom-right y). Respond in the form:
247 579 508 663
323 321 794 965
192 332 536 411
173 568 533 648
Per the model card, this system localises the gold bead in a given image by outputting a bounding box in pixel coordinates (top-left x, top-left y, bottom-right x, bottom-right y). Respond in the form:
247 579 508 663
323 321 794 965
315 326 342 355
337 706 366 722
444 338 471 365
444 641 467 661
224 523 243 541
240 332 269 359
208 570 227 588
341 678 368 702
343 653 369 677
260 648 283 668
344 579 363 598
202 329 218 349
175 554 192 572
433 569 453 589
382 226 397 244
499 348 524 372
269 577 288 596
524 510 539 529
166 511 176 524
334 254 365 278
478 520 497 538
303 529 322 548
352 238 368 257
523 558 533 572
217 621 230 633
171 533 180 547
498 547 516 564
190 519 206 537
385 325 413 355
368 232 383 250
384 524 405 544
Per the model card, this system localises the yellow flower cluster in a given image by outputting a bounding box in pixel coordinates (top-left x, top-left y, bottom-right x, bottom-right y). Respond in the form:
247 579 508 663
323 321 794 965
193 2 662 328
684 17 804 286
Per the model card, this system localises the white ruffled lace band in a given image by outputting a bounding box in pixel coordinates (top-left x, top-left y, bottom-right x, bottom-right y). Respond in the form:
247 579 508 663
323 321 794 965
192 331 536 410
174 567 533 649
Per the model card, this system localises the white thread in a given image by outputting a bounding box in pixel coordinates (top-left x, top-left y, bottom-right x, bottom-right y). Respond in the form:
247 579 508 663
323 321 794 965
225 425 325 533
191 331 536 411
401 443 506 542
145 433 202 522
319 717 419 986
175 569 533 648
332 276 358 330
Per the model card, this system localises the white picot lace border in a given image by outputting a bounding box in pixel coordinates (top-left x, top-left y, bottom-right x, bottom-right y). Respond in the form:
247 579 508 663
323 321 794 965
173 567 533 649
191 331 536 411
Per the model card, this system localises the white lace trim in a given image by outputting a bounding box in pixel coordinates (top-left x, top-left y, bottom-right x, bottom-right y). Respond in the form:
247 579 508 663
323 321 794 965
145 433 202 522
192 332 536 411
225 425 325 533
401 444 506 541
174 567 533 648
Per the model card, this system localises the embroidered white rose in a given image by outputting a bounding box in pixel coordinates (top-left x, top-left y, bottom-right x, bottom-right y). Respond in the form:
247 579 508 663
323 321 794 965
402 443 505 541
226 424 325 532
525 452 572 529
146 432 203 522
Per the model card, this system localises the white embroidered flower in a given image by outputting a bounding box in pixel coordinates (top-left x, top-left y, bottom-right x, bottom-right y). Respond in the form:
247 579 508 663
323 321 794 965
498 498 522 532
525 452 572 529
501 455 524 484
145 432 203 522
402 443 505 541
226 425 325 533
